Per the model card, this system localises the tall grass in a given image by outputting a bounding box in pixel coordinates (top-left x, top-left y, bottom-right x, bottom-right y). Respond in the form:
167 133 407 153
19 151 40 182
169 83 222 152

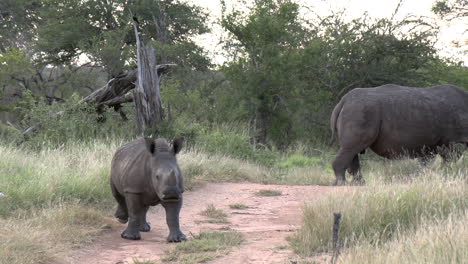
339 211 468 263
290 179 468 255
0 140 120 217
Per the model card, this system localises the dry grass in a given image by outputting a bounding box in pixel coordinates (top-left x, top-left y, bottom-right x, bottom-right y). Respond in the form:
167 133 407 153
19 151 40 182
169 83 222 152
289 153 468 263
229 203 249 210
339 211 468 263
290 180 468 255
200 204 229 223
0 204 118 264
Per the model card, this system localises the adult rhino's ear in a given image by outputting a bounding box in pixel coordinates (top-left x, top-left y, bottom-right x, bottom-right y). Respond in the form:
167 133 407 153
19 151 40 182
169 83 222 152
172 137 184 155
144 137 156 155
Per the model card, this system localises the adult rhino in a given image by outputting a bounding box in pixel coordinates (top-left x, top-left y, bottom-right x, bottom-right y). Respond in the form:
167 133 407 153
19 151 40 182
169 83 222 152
110 137 186 241
330 84 468 185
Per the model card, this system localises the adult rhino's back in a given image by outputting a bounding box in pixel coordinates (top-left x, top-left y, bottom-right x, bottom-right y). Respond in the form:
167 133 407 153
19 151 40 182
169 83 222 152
330 84 468 185
333 84 468 150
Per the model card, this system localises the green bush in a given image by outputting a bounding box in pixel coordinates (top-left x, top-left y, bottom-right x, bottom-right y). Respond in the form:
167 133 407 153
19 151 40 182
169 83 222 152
15 92 136 149
278 153 321 169
0 123 21 143
194 126 279 166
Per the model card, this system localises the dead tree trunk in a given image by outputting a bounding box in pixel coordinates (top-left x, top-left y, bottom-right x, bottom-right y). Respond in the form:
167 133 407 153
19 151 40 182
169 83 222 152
133 16 164 136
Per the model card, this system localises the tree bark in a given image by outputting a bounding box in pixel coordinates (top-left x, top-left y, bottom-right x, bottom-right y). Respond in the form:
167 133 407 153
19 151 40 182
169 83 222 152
133 16 164 136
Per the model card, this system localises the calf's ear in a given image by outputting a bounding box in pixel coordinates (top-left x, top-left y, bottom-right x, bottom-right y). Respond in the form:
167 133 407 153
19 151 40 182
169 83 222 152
144 137 156 155
172 137 184 155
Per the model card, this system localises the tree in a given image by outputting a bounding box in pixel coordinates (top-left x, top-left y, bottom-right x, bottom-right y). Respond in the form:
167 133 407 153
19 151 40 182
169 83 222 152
0 0 41 52
221 0 308 147
293 13 440 139
36 0 211 78
432 0 468 20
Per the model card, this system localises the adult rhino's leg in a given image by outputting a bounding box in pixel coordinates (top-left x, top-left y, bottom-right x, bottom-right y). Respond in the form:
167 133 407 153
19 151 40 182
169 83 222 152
348 155 365 185
111 183 128 224
439 143 465 164
139 206 151 232
121 193 145 240
332 149 357 185
162 197 187 242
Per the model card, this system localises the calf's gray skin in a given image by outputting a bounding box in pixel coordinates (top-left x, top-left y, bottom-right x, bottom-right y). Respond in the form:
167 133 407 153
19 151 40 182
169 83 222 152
330 84 468 185
110 137 186 242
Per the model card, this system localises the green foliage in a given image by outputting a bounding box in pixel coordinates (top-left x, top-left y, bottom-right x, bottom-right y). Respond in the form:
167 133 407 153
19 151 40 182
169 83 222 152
0 124 20 143
3 0 466 157
221 0 308 147
0 0 41 51
36 0 211 74
219 1 442 147
14 92 135 148
0 49 34 89
194 125 279 166
278 154 321 169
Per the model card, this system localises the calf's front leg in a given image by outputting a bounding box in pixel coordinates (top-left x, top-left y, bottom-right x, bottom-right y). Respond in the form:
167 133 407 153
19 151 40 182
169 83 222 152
162 197 187 242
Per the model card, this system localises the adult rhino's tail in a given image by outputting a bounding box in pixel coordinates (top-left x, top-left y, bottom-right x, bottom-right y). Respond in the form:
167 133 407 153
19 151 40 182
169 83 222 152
329 98 345 146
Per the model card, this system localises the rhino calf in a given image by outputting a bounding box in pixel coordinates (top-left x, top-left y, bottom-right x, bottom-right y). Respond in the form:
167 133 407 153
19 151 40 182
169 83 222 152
330 84 468 185
110 137 186 242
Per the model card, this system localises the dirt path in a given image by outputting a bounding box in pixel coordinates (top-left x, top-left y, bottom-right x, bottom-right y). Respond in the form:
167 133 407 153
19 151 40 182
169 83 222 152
68 183 337 264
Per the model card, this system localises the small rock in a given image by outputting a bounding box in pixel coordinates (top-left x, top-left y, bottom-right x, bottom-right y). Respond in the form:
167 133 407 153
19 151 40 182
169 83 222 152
0 192 8 198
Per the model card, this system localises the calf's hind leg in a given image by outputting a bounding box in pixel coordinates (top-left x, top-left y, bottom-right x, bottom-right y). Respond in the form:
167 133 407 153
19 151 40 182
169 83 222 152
111 183 128 223
121 193 145 240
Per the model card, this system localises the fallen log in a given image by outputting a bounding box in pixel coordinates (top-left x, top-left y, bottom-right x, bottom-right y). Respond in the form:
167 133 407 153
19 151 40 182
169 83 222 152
21 64 176 138
80 64 175 107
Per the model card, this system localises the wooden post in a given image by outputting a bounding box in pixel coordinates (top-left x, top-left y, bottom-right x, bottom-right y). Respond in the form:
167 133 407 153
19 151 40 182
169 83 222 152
331 212 342 264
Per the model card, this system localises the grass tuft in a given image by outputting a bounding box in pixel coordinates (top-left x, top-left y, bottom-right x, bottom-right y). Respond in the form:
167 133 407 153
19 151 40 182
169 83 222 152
133 259 157 264
162 232 244 263
256 189 282 196
229 203 249 210
200 204 229 223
